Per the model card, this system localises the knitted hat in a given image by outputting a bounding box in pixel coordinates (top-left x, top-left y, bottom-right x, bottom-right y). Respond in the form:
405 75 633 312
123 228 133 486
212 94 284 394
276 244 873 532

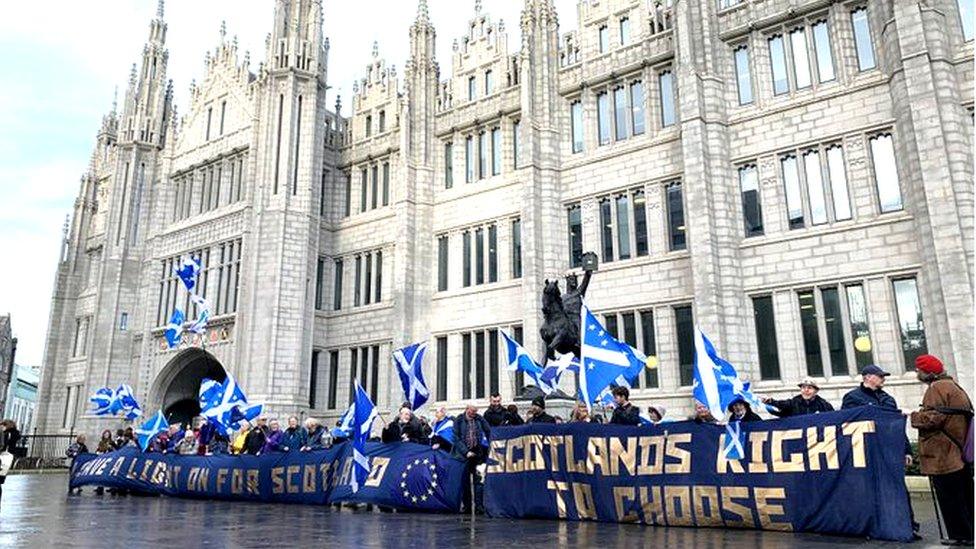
915 354 944 375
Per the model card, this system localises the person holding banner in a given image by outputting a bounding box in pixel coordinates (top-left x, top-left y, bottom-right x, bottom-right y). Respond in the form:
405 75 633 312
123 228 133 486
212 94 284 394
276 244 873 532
910 354 974 545
280 416 307 452
762 378 834 417
452 403 491 514
609 387 641 426
382 407 425 443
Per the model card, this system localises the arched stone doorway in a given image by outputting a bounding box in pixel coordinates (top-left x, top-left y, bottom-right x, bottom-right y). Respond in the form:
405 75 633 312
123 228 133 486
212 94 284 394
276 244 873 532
153 348 226 426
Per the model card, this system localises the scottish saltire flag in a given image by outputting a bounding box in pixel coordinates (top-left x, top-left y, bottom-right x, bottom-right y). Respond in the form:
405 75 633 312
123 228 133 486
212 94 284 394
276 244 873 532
432 417 454 443
723 422 746 460
135 411 169 450
692 326 770 420
187 294 211 334
501 331 556 394
201 374 262 436
350 382 377 493
110 384 142 420
175 256 202 292
164 309 185 348
332 402 355 439
577 301 645 410
393 342 430 410
198 378 223 411
89 387 115 416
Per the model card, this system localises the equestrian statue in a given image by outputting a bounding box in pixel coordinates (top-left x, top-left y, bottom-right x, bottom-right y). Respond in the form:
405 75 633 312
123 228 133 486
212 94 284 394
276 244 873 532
539 253 596 368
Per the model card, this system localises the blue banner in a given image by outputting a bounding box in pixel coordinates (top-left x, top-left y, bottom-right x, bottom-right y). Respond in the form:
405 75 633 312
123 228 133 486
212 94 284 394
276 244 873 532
69 441 464 513
484 406 913 542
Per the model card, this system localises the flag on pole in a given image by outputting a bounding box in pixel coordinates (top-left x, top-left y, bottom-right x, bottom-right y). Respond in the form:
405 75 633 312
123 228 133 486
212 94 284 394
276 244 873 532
432 417 455 443
187 294 211 334
174 256 202 292
392 341 430 410
89 387 115 416
692 326 770 420
331 402 356 439
501 331 557 394
110 384 142 420
200 374 262 436
350 381 378 493
164 309 185 348
135 411 169 451
577 301 645 409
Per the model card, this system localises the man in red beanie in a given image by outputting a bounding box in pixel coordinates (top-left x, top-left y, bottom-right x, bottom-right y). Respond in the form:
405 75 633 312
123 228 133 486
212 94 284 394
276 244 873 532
910 354 973 546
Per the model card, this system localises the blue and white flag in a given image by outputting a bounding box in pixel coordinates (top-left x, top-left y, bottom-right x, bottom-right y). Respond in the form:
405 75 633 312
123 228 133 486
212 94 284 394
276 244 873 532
723 422 746 460
187 294 211 335
111 384 142 420
393 342 430 410
501 331 556 394
692 326 770 420
351 382 377 493
198 378 223 412
200 374 262 436
577 301 646 409
331 402 355 439
175 256 202 292
135 410 169 451
89 387 115 416
164 309 185 348
432 417 455 443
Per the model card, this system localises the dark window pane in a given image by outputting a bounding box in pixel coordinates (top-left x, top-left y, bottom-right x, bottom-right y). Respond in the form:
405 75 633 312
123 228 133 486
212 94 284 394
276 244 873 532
354 256 362 307
310 350 319 409
445 142 453 188
333 259 343 311
475 331 486 398
375 251 382 303
462 334 472 399
604 314 619 338
488 329 499 396
851 8 876 71
667 183 686 250
438 236 449 291
622 312 637 347
328 350 339 409
511 218 522 279
845 284 874 369
488 224 498 283
463 231 471 287
597 92 611 145
475 228 485 284
769 35 789 95
614 87 629 140
513 326 525 391
571 101 584 153
798 290 824 376
616 194 631 260
349 348 358 404
675 306 695 386
436 336 448 401
640 310 658 387
364 252 372 305
568 205 583 268
371 346 380 402
892 278 927 370
633 190 648 256
821 287 848 376
315 258 325 309
600 198 614 262
752 296 781 380
739 164 763 237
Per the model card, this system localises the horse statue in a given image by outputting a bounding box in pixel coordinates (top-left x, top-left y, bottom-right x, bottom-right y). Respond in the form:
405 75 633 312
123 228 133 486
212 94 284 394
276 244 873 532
538 270 592 367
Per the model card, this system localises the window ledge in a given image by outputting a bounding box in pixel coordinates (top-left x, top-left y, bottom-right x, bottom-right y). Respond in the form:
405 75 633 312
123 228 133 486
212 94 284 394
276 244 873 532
320 302 394 319
433 278 521 300
738 212 912 250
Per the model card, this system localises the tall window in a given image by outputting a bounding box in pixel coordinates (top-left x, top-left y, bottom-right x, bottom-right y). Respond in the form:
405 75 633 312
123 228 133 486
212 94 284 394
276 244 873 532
327 350 339 409
826 145 852 221
567 205 583 268
845 284 874 369
597 92 611 145
599 198 614 262
491 128 502 176
382 163 390 206
675 306 695 386
511 218 522 279
371 165 379 209
960 0 975 41
219 101 226 135
811 20 835 82
512 120 521 168
789 27 812 89
798 290 823 376
821 286 848 376
851 8 876 71
465 136 475 183
475 228 485 284
734 45 753 105
484 70 494 95
893 277 927 369
571 101 584 153
462 231 472 287
599 25 609 53
614 87 629 141
374 251 383 303
333 259 343 310
310 351 320 409
630 81 645 135
802 150 828 225
739 164 763 237
354 255 362 307
658 71 676 127
639 310 657 387
513 326 525 390
445 142 454 188
438 236 449 291
487 225 498 283
436 336 448 401
869 133 902 212
468 76 476 101
378 110 386 133
619 17 631 44
752 296 780 379
344 173 352 217
364 252 373 305
360 168 368 212
666 182 686 251
478 132 488 179
633 189 648 257
782 155 804 229
365 115 372 137
206 107 213 140
615 194 632 260
769 35 789 95
462 333 472 399
315 258 325 310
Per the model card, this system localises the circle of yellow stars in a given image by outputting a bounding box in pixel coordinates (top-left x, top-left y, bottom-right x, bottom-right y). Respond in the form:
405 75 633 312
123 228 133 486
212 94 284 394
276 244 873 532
401 457 438 504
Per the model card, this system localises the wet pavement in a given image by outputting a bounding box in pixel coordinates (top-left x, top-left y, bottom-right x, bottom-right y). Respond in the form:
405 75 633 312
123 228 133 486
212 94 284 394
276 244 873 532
0 473 945 548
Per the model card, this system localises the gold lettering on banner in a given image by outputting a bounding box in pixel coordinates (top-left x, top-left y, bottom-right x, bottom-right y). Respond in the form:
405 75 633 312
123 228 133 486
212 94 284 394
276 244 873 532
505 437 524 473
545 435 563 472
523 436 546 472
638 436 664 475
716 434 745 474
664 485 693 526
586 437 609 475
365 457 390 487
271 467 285 494
748 432 769 473
187 467 205 491
755 487 792 531
487 441 505 473
150 462 168 485
319 462 332 488
108 457 124 477
638 486 665 525
546 480 570 518
339 457 353 485
720 486 755 528
693 486 724 527
609 437 637 476
216 468 229 492
139 459 154 482
572 482 597 519
842 420 876 468
807 426 839 471
664 434 692 474
564 436 586 473
304 465 317 492
247 469 260 494
231 469 244 495
126 459 140 480
771 429 805 473
286 465 300 494
612 486 639 522
169 466 182 489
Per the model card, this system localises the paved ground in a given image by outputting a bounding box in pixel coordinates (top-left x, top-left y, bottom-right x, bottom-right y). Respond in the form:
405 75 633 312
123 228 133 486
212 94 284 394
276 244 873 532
0 474 947 548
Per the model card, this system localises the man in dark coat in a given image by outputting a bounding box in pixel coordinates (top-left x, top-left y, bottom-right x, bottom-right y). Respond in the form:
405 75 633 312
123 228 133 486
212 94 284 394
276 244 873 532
382 407 425 443
727 398 762 423
243 423 267 455
610 386 641 426
763 378 834 417
484 394 511 427
910 355 973 545
527 396 557 424
452 403 491 514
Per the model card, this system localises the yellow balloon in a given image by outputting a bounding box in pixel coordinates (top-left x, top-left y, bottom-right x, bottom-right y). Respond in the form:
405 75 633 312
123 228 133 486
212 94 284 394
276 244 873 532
854 336 872 353
645 355 659 369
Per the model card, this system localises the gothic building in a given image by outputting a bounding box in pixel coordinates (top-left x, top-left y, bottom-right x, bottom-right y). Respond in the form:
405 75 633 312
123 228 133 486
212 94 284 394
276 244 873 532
36 0 973 433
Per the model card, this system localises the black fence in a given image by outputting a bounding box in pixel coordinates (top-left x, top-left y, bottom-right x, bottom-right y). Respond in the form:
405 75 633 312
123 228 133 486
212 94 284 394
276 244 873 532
11 434 76 470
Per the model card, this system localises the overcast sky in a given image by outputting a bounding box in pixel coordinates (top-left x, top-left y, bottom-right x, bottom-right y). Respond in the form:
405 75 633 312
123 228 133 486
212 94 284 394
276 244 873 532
0 0 579 366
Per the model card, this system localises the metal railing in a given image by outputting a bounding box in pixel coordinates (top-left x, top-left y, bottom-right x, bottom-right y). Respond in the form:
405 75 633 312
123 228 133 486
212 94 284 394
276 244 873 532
11 433 76 470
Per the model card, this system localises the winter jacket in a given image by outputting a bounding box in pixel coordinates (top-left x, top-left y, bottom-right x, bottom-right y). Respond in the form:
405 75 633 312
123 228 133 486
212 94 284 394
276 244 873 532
243 428 267 455
451 413 491 460
381 417 425 443
167 430 185 453
176 437 197 455
528 411 557 424
843 384 911 456
610 403 641 426
280 427 308 452
261 430 285 453
767 394 834 417
305 426 327 450
231 430 249 454
911 376 973 475
483 406 509 427
96 438 115 454
66 442 89 458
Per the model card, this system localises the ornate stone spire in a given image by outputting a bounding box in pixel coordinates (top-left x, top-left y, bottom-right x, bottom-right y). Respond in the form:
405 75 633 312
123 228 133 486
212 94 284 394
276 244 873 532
417 0 429 23
474 0 482 14
372 41 379 59
156 0 164 20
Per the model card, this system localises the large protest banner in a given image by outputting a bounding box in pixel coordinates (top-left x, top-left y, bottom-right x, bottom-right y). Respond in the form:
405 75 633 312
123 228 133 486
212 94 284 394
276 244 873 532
484 406 913 542
69 441 464 513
